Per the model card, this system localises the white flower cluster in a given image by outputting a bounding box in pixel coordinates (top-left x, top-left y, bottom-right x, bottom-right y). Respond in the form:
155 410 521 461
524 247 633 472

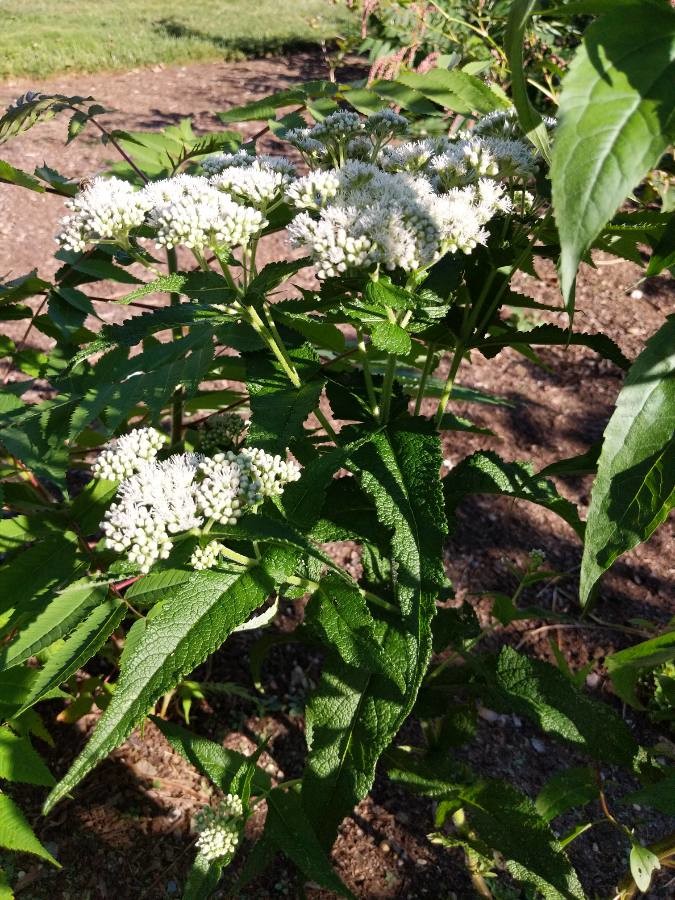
288 161 510 277
146 174 266 251
211 159 293 210
194 795 244 863
57 172 268 254
97 429 301 572
474 107 556 139
200 412 247 454
92 427 167 481
285 169 340 210
57 177 148 252
383 133 537 188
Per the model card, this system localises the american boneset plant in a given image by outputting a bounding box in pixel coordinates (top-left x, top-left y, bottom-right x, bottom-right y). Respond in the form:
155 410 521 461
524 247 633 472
0 1 674 892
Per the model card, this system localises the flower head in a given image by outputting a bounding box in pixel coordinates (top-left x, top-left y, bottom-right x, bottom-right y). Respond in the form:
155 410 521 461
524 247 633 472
57 177 148 251
194 795 244 863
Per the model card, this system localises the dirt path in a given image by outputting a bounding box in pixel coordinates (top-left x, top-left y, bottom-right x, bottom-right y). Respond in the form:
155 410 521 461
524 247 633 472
1 54 674 898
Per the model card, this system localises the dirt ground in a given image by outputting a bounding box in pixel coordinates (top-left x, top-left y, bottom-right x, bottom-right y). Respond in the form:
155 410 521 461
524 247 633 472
1 51 673 900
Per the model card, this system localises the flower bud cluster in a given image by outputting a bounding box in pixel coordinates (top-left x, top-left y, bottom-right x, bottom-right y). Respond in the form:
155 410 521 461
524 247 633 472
194 795 244 863
202 150 295 177
200 412 247 454
92 427 167 481
285 108 409 167
96 429 301 573
236 447 302 500
285 170 341 210
57 177 148 252
190 540 226 570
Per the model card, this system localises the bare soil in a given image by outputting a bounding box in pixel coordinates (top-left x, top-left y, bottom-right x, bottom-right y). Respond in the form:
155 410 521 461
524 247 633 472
1 51 673 900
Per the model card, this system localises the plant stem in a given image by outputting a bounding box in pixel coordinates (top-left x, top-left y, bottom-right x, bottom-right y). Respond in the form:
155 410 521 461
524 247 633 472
434 340 465 427
166 247 184 448
219 545 258 568
414 343 436 416
357 329 380 419
379 354 397 423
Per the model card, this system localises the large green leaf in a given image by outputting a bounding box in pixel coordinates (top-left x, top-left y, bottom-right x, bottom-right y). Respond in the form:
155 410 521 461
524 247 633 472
246 345 325 453
302 420 447 845
443 451 584 538
397 70 508 116
0 793 58 866
0 532 80 619
182 853 223 900
551 8 675 308
488 646 639 767
44 553 288 812
580 316 675 606
304 574 405 689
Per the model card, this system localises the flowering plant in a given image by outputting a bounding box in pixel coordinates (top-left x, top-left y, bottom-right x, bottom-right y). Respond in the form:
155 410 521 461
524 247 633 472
0 2 673 894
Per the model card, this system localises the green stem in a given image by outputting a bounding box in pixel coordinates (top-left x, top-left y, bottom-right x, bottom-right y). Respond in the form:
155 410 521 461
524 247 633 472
315 408 339 443
219 545 257 568
434 340 465 427
379 354 397 423
357 329 380 419
242 302 302 388
414 343 436 416
166 247 184 448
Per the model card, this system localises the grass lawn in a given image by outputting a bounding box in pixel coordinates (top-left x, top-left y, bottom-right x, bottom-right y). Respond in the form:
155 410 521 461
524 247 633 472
0 0 352 80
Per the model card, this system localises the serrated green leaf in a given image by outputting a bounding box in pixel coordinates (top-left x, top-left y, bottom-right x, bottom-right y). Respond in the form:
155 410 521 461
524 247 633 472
397 70 508 116
183 852 223 900
581 316 675 606
370 321 412 356
443 451 584 538
68 477 118 535
552 8 675 308
0 582 108 672
0 160 45 193
152 717 271 796
15 597 125 717
265 789 355 898
535 767 597 823
476 324 630 370
44 552 288 812
460 780 584 899
490 646 638 767
246 345 324 453
302 420 447 845
0 532 80 619
0 792 58 866
0 728 54 787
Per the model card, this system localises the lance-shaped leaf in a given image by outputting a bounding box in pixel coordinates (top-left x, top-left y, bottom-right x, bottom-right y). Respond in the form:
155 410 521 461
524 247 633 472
443 451 584 538
302 421 447 845
44 554 288 812
152 717 271 796
14 596 125 717
0 793 59 867
0 581 108 672
488 646 639 767
581 315 675 606
0 728 54 787
551 7 675 309
183 853 224 900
